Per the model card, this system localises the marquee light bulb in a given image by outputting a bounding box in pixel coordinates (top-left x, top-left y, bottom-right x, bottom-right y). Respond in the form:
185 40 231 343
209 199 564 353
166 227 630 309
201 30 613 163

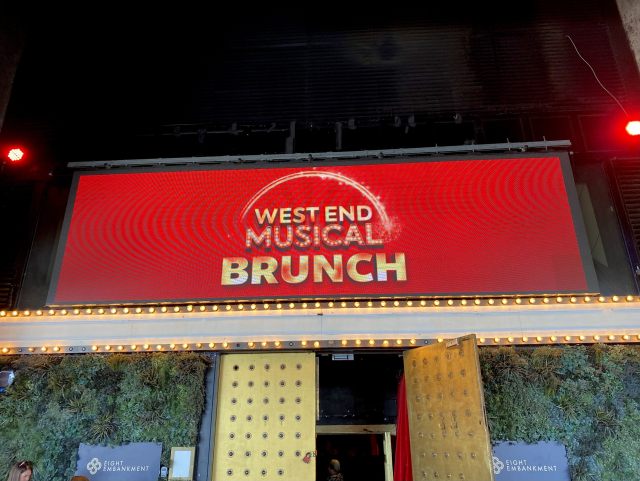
143 344 150 350
213 305 219 311
550 336 557 342
248 342 254 347
135 307 142 313
174 306 180 312
222 342 228 348
74 309 80 315
200 305 206 311
61 309 68 315
226 305 232 311
623 335 629 340
2 348 8 353
594 335 600 341
556 297 563 303
380 301 386 307
383 340 389 346
28 347 35 352
569 297 576 303
368 301 374 307
612 296 619 302
515 299 522 304
53 346 60 352
434 300 440 306
276 303 282 309
369 339 375 345
396 339 402 345
410 339 416 345
579 335 586 341
584 296 591 302
36 310 43 316
289 303 295 309
608 335 615 340
522 337 528 342
626 295 634 302
355 339 362 345
187 305 193 311
24 310 31 316
461 299 467 305
598 296 605 302
301 340 307 346
529 298 535 304
238 304 244 310
161 306 167 312
474 299 481 305
169 344 176 349
0 311 5 317
149 307 155 313
314 341 320 347
342 302 347 308
536 336 543 342
479 338 485 343
493 338 500 343
342 340 348 346
264 304 270 309
438 338 444 343
49 310 55 315
117 345 124 351
447 300 453 306
564 336 571 341
262 341 267 347
209 342 215 348
355 301 360 307
626 120 640 135
123 308 130 314
328 302 334 308
488 299 494 305
393 300 400 307
41 347 47 352
507 337 514 343
156 345 162 350
105 345 111 350
501 299 508 305
182 343 189 348
98 308 104 314
420 300 426 306
543 298 549 304
274 341 280 347
302 303 308 308
131 345 137 350
315 302 320 308
91 345 98 351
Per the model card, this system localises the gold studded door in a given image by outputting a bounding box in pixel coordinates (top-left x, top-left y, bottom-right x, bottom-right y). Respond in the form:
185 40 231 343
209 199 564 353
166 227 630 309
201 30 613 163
212 353 316 481
403 334 494 481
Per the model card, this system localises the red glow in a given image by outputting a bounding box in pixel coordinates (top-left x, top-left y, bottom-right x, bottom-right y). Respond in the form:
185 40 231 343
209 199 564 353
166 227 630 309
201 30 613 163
626 121 640 136
7 148 24 161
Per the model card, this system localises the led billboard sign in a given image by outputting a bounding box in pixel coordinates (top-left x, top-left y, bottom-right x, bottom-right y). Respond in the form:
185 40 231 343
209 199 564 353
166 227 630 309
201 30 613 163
47 154 597 305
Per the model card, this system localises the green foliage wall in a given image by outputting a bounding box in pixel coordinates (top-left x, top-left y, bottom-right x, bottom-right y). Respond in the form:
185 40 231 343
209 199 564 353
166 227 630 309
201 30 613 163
480 345 640 481
0 352 210 481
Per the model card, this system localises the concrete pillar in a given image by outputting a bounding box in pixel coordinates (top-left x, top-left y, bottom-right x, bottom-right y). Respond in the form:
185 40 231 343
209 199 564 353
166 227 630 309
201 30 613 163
616 0 640 72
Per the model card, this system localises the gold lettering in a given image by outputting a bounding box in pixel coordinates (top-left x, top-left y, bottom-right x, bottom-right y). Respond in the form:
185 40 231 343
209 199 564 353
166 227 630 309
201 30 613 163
346 253 373 282
221 257 249 285
251 257 279 284
376 253 407 281
282 256 309 283
314 255 343 283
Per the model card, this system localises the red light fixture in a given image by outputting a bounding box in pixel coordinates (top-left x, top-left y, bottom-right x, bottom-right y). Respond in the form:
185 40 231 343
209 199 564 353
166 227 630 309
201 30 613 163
7 148 24 161
626 121 640 136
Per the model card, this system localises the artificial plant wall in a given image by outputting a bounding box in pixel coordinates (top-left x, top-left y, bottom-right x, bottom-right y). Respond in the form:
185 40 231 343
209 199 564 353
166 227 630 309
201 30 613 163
481 345 640 481
0 352 210 481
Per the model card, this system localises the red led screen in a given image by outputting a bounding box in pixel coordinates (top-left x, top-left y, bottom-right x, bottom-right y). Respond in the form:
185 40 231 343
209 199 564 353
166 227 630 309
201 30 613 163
48 155 596 305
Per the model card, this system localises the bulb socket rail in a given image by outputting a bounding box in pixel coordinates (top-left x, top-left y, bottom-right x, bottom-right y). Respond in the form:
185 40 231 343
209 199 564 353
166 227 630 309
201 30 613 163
1 294 638 355
1 334 639 356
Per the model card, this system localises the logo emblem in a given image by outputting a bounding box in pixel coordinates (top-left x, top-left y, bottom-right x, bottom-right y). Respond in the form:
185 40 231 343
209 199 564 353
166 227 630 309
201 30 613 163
493 456 504 474
87 458 102 475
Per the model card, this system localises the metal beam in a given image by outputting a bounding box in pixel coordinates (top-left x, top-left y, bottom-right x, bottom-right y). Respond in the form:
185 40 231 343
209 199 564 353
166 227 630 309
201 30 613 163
67 140 572 169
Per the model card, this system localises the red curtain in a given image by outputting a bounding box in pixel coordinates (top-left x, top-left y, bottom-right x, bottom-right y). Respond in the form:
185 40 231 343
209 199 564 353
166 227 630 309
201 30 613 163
394 373 413 480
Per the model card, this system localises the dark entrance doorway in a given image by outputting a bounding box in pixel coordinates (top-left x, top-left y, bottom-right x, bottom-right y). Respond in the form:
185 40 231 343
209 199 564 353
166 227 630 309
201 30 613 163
316 434 386 481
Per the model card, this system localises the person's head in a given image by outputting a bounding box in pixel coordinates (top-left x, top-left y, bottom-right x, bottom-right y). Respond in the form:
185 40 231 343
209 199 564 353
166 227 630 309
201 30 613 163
70 477 90 481
6 461 33 481
328 459 340 475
